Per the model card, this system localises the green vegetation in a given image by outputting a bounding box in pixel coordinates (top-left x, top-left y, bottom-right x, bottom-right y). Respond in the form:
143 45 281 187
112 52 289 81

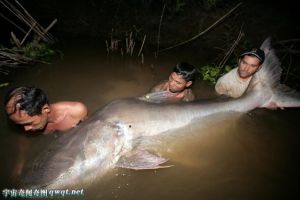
1 0 59 79
199 64 233 85
0 82 9 88
0 39 61 77
19 40 57 61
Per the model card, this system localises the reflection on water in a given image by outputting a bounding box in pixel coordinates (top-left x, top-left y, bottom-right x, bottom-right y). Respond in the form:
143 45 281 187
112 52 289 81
0 44 299 200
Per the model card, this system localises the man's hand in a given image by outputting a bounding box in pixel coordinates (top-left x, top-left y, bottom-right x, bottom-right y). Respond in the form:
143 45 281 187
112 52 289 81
266 101 284 110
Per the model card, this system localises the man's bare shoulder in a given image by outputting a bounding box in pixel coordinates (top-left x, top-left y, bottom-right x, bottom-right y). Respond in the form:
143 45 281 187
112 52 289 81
51 101 88 118
51 101 85 109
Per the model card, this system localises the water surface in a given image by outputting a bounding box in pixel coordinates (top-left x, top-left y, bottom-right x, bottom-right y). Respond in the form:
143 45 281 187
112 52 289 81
0 43 299 200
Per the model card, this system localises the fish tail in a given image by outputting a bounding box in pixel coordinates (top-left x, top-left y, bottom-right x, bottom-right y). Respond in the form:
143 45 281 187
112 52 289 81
249 37 300 109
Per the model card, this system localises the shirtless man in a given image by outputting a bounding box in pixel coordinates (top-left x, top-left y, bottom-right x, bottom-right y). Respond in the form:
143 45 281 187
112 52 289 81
4 86 88 181
149 62 197 102
215 48 265 98
4 86 88 134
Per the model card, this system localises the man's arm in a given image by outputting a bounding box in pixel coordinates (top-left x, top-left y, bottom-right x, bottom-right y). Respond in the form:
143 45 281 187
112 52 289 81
215 76 227 96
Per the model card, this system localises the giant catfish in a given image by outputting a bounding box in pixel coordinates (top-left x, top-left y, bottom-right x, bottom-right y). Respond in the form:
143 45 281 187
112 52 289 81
20 37 300 189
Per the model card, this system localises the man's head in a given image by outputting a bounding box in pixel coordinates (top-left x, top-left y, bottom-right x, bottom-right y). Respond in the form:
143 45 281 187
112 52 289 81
238 48 265 79
168 62 197 93
4 87 50 132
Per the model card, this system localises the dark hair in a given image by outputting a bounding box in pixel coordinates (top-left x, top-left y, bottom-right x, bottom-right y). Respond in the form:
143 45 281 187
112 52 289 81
173 62 197 81
4 86 49 116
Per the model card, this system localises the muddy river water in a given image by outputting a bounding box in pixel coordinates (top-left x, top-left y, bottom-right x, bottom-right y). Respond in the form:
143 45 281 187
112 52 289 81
0 42 299 200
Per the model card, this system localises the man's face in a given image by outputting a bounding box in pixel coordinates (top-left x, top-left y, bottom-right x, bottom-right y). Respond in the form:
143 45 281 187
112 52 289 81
238 55 261 79
5 97 49 132
8 110 49 132
168 72 192 93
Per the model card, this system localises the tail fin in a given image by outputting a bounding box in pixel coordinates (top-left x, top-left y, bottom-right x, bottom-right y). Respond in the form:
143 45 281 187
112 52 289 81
251 37 300 108
253 37 282 89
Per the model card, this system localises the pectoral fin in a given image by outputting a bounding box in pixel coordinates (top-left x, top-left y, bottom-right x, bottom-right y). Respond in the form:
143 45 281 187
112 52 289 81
116 149 173 170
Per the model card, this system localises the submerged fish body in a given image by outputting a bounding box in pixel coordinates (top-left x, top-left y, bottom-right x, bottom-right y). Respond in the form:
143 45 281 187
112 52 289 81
21 37 300 189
